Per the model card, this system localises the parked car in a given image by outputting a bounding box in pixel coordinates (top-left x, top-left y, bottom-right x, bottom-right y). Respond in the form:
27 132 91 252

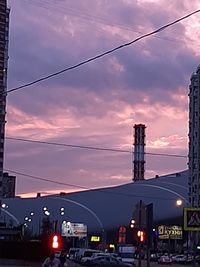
172 254 188 264
81 252 107 265
68 248 80 261
172 254 183 262
150 253 162 262
195 255 200 264
76 248 100 263
158 255 172 264
85 255 133 266
109 253 122 261
81 252 122 265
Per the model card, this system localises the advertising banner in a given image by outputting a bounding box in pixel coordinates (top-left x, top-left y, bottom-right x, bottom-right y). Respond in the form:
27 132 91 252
158 225 182 240
61 221 87 237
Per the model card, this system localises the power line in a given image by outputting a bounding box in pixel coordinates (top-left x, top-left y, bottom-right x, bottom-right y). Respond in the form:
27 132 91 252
7 9 200 94
25 0 194 47
6 136 187 158
5 168 183 201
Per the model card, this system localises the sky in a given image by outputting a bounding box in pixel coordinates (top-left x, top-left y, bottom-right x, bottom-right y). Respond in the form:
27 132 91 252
4 0 200 198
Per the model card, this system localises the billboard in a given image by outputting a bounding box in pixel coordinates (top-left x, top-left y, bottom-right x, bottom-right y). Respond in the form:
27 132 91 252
184 208 200 231
61 221 87 237
158 225 182 240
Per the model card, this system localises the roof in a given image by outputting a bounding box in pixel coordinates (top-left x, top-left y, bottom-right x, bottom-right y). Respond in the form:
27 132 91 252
3 170 188 232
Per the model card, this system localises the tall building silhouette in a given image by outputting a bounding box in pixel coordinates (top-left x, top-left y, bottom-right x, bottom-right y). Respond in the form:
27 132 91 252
188 65 200 207
0 1 9 197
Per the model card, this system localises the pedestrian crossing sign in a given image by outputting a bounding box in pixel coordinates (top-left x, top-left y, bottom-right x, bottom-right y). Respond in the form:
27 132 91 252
184 208 200 231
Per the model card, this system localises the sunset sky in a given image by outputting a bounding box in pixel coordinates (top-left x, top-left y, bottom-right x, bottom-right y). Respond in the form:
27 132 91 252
5 0 200 197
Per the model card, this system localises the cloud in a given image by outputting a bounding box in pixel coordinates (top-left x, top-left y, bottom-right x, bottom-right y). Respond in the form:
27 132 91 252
5 0 200 195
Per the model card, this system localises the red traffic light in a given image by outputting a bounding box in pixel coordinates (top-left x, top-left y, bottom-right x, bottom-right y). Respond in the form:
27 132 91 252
137 230 145 242
51 234 61 249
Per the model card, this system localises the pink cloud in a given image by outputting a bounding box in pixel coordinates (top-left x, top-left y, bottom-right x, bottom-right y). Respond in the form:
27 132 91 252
5 0 199 195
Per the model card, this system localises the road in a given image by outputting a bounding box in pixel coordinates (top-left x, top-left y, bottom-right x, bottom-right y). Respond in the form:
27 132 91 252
0 259 195 266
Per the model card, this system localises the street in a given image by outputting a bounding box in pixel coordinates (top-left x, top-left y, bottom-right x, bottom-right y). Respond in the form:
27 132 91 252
0 259 195 267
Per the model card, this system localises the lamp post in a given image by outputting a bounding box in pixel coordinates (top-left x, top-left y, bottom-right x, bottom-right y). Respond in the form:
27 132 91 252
41 206 65 234
47 196 106 250
0 204 19 225
130 219 135 228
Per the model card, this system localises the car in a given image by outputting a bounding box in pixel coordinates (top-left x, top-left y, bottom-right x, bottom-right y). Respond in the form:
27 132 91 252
150 253 162 262
195 255 200 264
76 248 100 263
158 255 172 264
81 252 122 265
68 248 80 261
81 252 107 265
172 254 188 264
109 253 122 261
85 255 133 266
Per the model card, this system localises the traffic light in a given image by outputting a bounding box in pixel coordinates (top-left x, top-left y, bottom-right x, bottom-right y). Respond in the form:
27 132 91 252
137 230 145 243
51 234 61 249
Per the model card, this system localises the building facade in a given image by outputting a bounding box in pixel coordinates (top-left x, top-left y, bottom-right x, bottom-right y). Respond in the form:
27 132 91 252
188 65 200 207
2 172 15 198
0 1 9 197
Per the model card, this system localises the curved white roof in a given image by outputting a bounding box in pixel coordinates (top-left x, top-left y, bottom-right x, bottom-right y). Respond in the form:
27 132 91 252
3 170 188 233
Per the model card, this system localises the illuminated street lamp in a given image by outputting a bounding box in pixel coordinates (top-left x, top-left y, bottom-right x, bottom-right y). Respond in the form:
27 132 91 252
44 210 50 216
60 207 65 216
1 203 8 209
130 219 135 228
176 199 183 207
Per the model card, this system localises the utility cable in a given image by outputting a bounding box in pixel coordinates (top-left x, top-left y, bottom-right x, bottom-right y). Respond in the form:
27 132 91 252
5 168 184 201
7 9 200 94
26 0 194 47
6 136 187 158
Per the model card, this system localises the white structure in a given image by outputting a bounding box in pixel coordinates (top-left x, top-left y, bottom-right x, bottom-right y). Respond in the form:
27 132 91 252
188 65 200 207
1 170 188 232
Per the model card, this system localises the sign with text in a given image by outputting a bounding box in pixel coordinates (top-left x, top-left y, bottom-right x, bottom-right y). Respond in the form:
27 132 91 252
90 236 100 242
61 222 87 237
158 225 182 240
184 208 200 231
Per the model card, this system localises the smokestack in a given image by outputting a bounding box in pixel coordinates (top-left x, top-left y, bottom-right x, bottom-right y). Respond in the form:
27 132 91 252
133 124 146 181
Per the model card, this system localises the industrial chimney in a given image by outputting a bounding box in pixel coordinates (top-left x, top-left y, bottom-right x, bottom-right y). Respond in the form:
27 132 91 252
133 124 146 181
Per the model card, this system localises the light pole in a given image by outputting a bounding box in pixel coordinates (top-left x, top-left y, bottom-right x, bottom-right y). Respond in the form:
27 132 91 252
0 204 20 225
46 196 106 250
41 206 65 234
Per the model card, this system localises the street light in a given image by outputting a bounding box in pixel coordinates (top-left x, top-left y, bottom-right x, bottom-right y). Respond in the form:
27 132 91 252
176 199 183 207
44 210 50 216
1 203 8 209
130 219 135 228
49 196 106 250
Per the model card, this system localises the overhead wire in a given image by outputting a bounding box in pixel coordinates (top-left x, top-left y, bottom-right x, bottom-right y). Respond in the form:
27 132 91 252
6 9 200 94
5 3 191 197
5 168 184 202
24 0 199 47
5 136 187 158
